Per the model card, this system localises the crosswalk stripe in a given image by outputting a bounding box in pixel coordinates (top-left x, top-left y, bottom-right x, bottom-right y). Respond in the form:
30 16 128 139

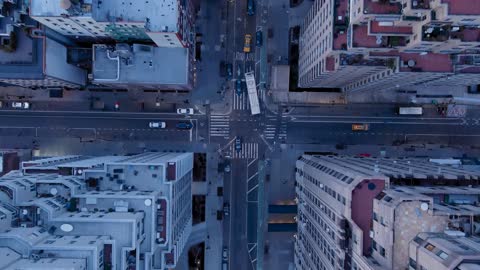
228 143 258 159
233 93 249 110
210 114 230 137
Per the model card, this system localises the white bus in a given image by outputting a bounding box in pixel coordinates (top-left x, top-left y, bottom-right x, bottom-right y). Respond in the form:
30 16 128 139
398 107 423 115
244 71 260 115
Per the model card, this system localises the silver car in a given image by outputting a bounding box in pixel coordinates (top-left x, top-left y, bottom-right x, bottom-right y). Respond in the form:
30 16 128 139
149 122 166 128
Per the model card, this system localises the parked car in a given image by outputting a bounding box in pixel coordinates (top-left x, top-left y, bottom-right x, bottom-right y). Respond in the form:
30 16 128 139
235 137 242 152
11 101 30 109
235 79 242 95
222 247 229 261
149 122 166 128
237 63 242 77
223 203 230 216
177 108 194 115
226 63 233 79
176 122 193 130
243 34 252 53
219 61 226 77
247 0 254 15
256 30 263 47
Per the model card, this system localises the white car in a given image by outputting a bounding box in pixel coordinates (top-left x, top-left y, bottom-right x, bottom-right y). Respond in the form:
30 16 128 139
222 247 228 261
176 108 194 115
149 122 166 128
11 101 30 109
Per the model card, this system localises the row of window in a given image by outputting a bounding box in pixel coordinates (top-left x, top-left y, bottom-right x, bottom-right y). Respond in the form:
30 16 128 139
372 239 386 257
303 203 336 241
301 168 348 207
297 223 334 270
300 157 354 184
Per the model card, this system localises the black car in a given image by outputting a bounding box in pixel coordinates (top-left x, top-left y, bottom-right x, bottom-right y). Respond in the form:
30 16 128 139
235 137 242 152
219 61 226 77
176 122 193 130
226 63 233 80
235 79 242 95
256 30 263 47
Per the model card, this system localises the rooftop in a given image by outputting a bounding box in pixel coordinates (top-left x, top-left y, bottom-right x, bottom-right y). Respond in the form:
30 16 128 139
352 25 406 48
353 25 380 48
422 25 450 42
0 28 43 79
92 44 188 86
371 51 454 72
363 0 402 14
30 0 179 32
411 0 430 9
5 258 87 270
333 31 348 50
370 21 413 35
441 0 480 15
92 0 178 32
456 27 480 42
334 0 348 26
115 152 190 165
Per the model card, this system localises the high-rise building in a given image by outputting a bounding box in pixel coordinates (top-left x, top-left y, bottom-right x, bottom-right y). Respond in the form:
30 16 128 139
295 155 480 270
91 43 193 91
29 0 196 49
0 152 193 270
298 0 480 92
28 0 197 90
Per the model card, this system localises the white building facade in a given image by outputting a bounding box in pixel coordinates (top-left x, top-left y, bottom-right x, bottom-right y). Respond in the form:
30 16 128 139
0 152 193 270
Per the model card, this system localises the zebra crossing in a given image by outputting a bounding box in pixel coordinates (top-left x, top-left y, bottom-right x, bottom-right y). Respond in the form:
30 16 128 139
229 143 258 159
263 115 288 141
264 123 276 139
233 92 250 110
278 121 287 141
209 114 230 138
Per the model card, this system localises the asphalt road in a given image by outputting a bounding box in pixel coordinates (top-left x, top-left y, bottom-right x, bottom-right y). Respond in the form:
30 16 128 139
284 110 480 146
0 110 208 142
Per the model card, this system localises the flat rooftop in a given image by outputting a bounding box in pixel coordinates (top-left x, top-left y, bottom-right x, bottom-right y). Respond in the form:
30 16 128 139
364 0 402 14
371 51 454 72
92 0 178 32
93 44 188 86
0 26 43 78
442 0 480 15
370 21 412 35
30 0 179 32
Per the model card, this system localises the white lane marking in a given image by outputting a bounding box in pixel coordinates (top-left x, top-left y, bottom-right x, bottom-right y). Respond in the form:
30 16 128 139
289 114 462 120
292 120 463 125
247 184 259 195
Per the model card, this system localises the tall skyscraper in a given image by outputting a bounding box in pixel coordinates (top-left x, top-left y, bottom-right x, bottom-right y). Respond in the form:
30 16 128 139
0 152 193 270
295 155 480 270
298 0 480 92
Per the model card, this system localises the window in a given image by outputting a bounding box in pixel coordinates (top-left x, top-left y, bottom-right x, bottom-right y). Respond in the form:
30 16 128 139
424 243 435 251
413 236 423 244
409 258 417 268
436 250 448 260
379 246 385 257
